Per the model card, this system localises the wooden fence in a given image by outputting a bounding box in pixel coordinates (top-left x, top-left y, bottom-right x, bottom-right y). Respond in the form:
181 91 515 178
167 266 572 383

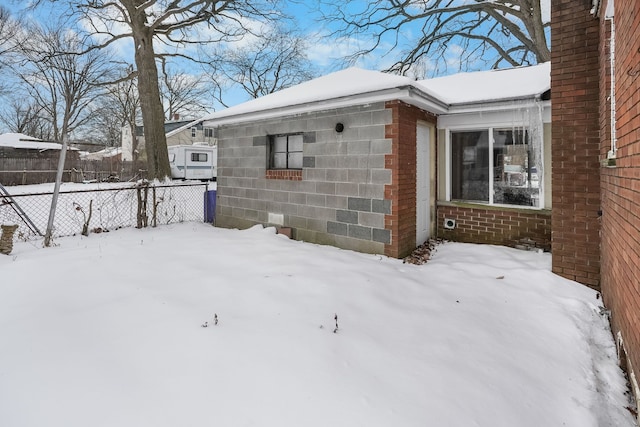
0 157 147 185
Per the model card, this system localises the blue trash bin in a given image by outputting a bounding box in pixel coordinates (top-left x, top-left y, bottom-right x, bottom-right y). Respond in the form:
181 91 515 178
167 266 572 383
204 190 216 223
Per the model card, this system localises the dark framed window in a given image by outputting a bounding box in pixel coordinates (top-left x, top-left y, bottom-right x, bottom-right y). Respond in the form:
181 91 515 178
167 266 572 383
191 152 207 162
191 127 197 138
268 134 303 170
204 127 215 138
450 128 540 207
493 129 536 206
451 130 490 202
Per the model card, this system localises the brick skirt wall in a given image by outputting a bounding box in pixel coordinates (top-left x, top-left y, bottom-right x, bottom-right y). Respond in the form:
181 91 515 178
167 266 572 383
437 203 551 251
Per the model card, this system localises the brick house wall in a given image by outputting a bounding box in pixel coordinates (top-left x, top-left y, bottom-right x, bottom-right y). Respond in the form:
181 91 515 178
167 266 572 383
550 0 602 289
597 0 640 412
437 204 551 251
384 101 437 258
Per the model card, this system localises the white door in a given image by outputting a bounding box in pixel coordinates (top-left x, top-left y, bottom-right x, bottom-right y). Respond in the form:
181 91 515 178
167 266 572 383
416 123 431 245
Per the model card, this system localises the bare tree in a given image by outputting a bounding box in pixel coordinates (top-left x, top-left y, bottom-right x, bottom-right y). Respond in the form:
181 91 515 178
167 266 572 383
321 0 550 75
13 22 112 142
28 0 284 179
0 6 18 62
0 99 54 139
203 25 317 106
90 71 142 159
0 6 20 95
160 68 210 121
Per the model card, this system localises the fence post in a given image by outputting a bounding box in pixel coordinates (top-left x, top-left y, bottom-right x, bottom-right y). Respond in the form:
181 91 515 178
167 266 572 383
44 134 70 247
152 186 157 227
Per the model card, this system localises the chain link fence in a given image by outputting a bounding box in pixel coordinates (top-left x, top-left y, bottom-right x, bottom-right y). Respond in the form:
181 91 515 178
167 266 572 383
0 182 212 242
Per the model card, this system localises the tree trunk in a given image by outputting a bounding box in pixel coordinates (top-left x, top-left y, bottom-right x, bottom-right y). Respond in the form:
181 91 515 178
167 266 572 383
528 0 551 63
131 21 170 179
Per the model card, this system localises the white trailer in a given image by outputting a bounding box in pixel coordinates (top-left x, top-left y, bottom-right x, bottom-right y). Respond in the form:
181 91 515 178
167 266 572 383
168 145 217 180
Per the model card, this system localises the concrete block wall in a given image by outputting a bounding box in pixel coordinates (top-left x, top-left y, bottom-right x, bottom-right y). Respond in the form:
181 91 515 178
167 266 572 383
214 102 394 255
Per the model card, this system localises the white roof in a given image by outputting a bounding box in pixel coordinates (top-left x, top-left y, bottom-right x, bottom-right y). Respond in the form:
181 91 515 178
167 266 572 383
0 133 77 151
80 147 122 160
416 62 551 105
206 68 415 118
203 63 550 126
203 68 449 125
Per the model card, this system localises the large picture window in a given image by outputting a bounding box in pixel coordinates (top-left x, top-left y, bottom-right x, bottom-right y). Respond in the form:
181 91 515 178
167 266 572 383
269 134 303 170
450 128 541 208
451 131 489 202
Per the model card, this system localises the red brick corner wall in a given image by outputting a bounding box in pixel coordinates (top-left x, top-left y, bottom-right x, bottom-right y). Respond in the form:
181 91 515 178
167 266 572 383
550 0 602 289
384 101 436 258
599 0 640 399
437 205 551 251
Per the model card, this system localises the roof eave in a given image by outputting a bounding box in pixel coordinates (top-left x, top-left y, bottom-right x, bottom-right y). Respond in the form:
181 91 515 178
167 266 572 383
445 94 551 114
165 118 204 138
204 86 449 127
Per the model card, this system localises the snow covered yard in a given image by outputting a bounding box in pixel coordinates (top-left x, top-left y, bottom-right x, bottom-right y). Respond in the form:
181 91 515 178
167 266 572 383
0 223 635 427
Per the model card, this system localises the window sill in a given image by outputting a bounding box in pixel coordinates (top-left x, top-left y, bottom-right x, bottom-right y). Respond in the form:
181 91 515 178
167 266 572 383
266 169 302 181
438 200 550 214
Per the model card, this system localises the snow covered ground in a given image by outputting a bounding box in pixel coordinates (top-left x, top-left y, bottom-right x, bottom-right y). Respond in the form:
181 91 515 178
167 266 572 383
0 223 635 427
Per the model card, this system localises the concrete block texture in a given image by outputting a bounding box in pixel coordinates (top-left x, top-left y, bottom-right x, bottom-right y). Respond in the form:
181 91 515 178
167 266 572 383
358 212 385 228
216 102 393 256
346 140 372 155
315 182 337 195
303 156 316 168
358 183 385 199
336 183 359 197
348 197 372 212
326 169 348 182
372 199 391 214
336 210 358 224
348 224 372 240
327 221 348 236
371 169 392 185
325 196 348 209
372 228 391 244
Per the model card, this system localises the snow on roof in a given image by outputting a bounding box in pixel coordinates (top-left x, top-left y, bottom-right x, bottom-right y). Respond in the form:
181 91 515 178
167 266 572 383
80 147 122 160
0 133 76 151
203 68 424 124
203 63 550 126
416 62 551 105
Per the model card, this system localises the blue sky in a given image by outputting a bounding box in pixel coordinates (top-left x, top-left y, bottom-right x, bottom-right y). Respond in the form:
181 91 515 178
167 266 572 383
3 1 550 113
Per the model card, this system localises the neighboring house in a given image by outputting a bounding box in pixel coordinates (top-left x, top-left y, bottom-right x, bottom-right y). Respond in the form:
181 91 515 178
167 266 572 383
0 133 79 160
0 133 81 185
552 0 640 419
202 64 551 258
121 118 217 161
79 146 122 161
